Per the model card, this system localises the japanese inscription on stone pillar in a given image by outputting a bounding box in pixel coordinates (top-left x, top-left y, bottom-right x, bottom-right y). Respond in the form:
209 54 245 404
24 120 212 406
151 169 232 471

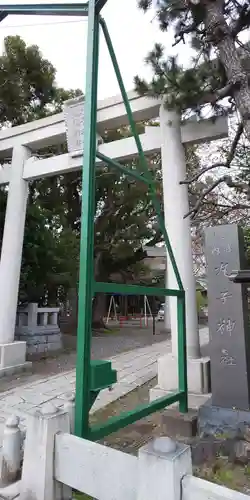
63 95 102 155
63 95 85 154
205 225 250 410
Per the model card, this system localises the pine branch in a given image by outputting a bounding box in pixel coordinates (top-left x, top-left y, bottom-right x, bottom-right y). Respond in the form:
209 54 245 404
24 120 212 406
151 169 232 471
196 81 237 106
184 177 226 219
183 121 244 219
195 202 250 222
173 22 203 46
203 200 250 210
231 3 250 37
185 176 250 220
180 162 229 185
226 120 244 163
181 121 243 186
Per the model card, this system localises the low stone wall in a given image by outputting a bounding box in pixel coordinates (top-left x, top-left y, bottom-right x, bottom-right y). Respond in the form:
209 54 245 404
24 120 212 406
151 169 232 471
15 303 62 355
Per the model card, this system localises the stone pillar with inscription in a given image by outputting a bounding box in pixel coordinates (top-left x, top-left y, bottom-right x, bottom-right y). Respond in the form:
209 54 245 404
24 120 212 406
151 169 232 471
204 224 250 411
63 95 103 155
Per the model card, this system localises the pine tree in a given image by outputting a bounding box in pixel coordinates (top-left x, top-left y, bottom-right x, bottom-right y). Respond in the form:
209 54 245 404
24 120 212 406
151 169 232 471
135 0 250 139
135 1 250 218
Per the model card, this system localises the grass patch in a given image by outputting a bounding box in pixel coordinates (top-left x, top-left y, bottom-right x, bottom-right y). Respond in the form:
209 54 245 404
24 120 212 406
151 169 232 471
194 458 250 494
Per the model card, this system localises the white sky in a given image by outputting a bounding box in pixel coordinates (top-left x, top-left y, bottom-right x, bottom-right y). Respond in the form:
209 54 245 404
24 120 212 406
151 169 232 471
0 0 193 99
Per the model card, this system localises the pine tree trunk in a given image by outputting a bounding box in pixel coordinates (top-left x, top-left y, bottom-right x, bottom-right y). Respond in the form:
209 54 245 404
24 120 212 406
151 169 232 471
205 0 250 140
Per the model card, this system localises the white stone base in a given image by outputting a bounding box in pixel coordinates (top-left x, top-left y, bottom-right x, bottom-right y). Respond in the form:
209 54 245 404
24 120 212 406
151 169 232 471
0 361 32 378
150 385 211 411
157 353 211 394
0 341 31 377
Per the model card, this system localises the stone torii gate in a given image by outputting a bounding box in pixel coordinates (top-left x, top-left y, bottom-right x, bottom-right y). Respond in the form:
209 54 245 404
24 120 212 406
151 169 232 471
0 91 227 397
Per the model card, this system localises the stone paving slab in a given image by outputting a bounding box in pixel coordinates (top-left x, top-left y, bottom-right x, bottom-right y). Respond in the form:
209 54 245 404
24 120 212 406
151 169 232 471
0 327 209 440
0 340 171 439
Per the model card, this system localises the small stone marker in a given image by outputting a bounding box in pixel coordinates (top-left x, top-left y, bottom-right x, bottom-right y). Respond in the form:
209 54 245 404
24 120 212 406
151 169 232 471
205 224 250 410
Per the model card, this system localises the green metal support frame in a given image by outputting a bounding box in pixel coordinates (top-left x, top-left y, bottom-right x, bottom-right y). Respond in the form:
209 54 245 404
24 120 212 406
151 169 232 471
75 1 187 439
0 0 188 440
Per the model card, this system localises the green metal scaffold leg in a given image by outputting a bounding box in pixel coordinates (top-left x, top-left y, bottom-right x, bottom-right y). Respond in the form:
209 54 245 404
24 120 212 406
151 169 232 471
75 0 100 438
0 0 188 441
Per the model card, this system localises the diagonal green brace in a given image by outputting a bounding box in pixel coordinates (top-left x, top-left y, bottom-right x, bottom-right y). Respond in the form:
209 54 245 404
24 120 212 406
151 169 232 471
96 151 152 185
89 391 183 440
100 16 183 291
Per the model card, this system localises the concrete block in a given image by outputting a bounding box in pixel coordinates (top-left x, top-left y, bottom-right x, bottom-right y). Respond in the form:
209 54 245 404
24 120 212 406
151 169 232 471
0 342 27 369
47 342 62 351
161 409 198 438
0 362 32 378
27 344 38 354
27 335 47 345
47 334 62 343
137 438 192 500
16 326 61 338
45 330 61 337
34 343 48 354
190 437 236 466
198 398 250 437
234 440 250 464
158 353 211 394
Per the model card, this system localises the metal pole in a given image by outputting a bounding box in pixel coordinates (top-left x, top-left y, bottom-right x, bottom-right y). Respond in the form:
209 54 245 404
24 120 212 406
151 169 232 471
75 0 100 438
144 295 147 327
106 296 112 324
177 295 188 413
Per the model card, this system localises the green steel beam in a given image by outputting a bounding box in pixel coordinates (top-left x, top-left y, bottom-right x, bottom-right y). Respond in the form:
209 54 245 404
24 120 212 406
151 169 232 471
177 296 188 412
74 0 100 439
99 17 184 291
89 391 183 440
0 3 89 20
94 281 184 298
96 151 152 185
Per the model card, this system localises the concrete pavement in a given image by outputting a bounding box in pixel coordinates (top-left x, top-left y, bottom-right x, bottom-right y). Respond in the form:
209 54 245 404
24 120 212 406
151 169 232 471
0 340 171 438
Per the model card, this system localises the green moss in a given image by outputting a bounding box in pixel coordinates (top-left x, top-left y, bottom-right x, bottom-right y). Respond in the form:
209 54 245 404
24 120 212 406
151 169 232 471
73 492 93 500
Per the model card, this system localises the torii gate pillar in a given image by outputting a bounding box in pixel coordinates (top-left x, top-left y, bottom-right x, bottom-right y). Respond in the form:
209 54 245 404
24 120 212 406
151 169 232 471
150 107 211 401
0 145 31 375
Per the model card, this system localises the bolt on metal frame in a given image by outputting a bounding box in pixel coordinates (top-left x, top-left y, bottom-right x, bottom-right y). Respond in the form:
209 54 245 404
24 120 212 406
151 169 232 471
0 0 188 441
